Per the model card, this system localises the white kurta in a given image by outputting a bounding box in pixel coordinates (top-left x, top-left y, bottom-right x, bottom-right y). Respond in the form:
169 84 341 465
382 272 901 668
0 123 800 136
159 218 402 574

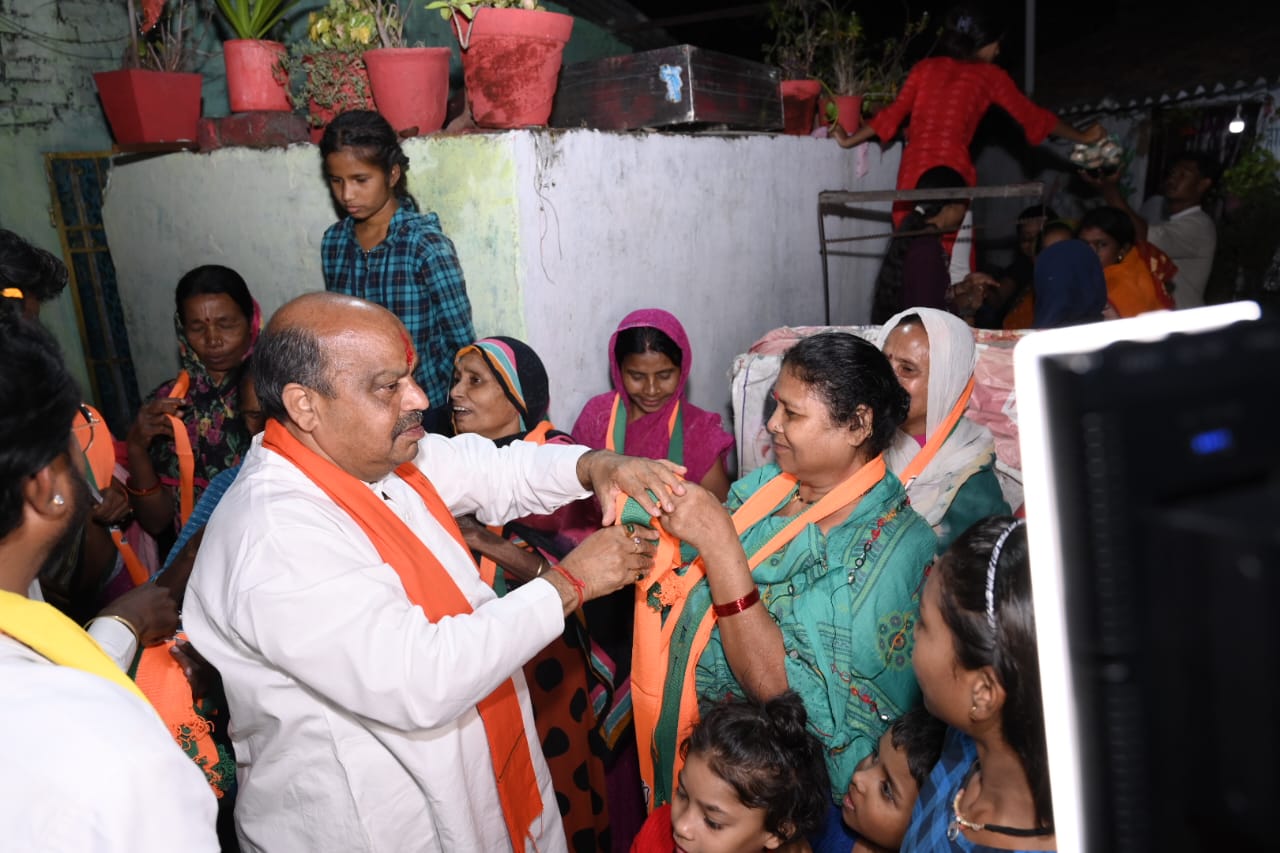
1147 204 1217 309
184 432 593 853
0 635 219 852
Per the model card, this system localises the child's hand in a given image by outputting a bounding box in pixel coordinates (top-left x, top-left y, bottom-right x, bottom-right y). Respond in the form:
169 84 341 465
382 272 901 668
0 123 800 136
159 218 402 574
1082 122 1107 144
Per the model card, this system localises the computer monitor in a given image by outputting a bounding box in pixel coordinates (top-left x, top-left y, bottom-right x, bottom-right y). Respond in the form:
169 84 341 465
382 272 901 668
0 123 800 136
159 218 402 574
1015 303 1278 853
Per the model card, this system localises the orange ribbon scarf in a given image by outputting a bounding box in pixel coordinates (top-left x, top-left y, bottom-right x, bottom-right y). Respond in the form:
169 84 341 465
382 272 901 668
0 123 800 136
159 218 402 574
898 376 974 489
167 371 196 526
261 420 543 851
629 455 887 804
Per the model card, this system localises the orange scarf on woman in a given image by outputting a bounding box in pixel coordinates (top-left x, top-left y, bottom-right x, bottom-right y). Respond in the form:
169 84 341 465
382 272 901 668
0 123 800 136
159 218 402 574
262 420 542 852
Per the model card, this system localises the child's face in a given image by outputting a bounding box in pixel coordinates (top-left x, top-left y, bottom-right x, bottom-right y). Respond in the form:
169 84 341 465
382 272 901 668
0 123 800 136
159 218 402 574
912 569 973 729
841 730 920 850
671 752 786 853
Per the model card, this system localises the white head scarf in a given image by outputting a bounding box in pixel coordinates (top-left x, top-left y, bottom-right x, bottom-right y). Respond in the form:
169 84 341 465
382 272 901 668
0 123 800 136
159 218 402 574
875 308 996 528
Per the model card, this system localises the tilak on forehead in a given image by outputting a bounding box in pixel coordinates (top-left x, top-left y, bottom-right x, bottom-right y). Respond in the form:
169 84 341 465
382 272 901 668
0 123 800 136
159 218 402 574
400 329 415 367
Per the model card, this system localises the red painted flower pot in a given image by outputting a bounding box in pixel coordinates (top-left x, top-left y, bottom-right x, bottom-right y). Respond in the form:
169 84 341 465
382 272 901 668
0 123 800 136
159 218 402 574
453 8 573 129
779 79 821 136
824 94 863 134
364 47 452 137
224 40 290 112
94 69 203 144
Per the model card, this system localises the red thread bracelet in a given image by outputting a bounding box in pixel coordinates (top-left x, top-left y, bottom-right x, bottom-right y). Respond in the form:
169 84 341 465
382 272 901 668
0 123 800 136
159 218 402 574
550 563 586 609
712 588 761 618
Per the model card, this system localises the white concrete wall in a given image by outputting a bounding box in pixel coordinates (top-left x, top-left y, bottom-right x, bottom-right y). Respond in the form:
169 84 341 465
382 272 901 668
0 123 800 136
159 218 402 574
102 130 900 428
511 130 900 428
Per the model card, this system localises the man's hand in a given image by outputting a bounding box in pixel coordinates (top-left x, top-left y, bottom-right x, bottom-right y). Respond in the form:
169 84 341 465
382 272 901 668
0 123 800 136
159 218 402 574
557 525 660 604
99 584 179 646
576 450 687 524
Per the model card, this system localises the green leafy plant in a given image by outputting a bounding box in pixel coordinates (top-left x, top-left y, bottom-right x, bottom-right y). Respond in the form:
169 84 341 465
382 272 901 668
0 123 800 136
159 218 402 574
764 0 825 80
306 0 407 49
283 0 401 125
212 0 300 40
424 0 543 48
857 12 929 106
425 0 544 21
286 42 371 125
1209 141 1280 303
817 4 928 101
124 0 200 71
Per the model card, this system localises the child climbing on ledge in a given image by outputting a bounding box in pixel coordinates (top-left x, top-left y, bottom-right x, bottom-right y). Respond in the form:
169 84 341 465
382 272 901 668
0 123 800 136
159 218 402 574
834 2 1105 228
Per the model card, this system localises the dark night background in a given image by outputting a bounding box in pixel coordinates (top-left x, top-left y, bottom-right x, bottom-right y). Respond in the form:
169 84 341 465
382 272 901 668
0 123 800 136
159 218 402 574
573 0 1280 109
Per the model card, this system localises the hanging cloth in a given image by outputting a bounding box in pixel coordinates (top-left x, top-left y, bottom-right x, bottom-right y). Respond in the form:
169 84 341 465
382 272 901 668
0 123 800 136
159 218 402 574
261 420 543 852
166 371 196 526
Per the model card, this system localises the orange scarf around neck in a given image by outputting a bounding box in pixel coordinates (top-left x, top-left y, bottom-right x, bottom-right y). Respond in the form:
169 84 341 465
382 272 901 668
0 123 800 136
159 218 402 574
262 420 542 851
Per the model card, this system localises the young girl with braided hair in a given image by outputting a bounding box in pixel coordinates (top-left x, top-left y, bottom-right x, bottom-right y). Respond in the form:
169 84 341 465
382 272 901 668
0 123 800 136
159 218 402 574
319 109 475 410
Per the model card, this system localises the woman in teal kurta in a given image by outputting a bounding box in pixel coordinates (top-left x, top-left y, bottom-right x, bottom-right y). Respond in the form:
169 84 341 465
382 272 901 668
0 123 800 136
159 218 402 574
649 333 937 807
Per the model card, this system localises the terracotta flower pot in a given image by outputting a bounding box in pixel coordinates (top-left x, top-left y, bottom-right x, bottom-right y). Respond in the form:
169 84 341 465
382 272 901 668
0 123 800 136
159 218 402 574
94 69 203 144
822 94 863 135
364 47 452 137
303 52 374 143
453 8 574 129
779 79 821 136
224 39 290 112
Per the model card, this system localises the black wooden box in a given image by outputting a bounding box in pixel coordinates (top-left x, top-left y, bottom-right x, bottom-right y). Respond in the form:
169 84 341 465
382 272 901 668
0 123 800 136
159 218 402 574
551 45 783 132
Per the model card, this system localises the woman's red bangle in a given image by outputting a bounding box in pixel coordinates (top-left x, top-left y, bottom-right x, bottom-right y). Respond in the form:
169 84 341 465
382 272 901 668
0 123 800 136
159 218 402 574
550 563 586 609
124 478 162 497
712 588 761 618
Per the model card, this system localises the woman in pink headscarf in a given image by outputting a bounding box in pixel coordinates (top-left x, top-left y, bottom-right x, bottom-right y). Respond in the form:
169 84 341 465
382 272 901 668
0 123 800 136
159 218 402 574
572 308 734 500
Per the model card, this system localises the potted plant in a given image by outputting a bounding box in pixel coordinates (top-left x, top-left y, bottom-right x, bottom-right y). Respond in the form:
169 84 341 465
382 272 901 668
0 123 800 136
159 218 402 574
817 2 864 135
855 12 928 116
360 2 452 136
287 0 378 141
765 0 825 135
424 0 574 129
213 0 299 112
816 5 927 134
94 0 204 144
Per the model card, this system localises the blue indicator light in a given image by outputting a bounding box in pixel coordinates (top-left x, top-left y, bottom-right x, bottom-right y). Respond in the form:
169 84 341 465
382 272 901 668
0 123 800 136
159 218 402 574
1190 428 1233 456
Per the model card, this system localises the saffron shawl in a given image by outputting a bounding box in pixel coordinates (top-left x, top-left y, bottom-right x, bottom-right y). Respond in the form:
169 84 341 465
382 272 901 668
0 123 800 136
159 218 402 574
876 309 999 529
571 309 733 485
147 303 261 518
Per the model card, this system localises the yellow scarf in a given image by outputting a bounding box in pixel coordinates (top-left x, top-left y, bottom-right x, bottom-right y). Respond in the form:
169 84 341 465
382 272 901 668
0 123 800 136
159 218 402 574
0 589 149 705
